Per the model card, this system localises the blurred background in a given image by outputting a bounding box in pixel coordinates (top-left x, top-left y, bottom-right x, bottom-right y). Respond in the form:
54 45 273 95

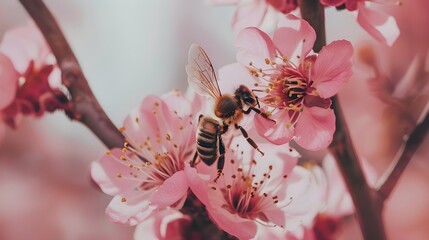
0 0 428 239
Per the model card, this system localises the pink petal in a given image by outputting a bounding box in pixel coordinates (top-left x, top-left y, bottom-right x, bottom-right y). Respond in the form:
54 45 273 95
232 0 268 34
209 206 257 239
284 166 323 230
357 5 400 46
294 107 335 150
274 14 316 61
312 40 353 98
150 171 189 209
320 0 345 6
106 191 156 226
218 63 255 93
236 27 276 70
0 23 51 72
91 148 142 196
185 165 211 206
254 110 294 145
0 54 18 109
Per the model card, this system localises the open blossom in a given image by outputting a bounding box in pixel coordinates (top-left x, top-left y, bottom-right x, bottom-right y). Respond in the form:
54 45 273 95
321 0 400 46
210 0 298 33
91 90 203 225
186 137 319 239
220 14 353 150
0 23 68 129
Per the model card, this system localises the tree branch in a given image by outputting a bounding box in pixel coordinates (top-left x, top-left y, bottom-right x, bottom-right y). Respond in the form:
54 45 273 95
300 1 386 239
19 0 125 149
377 105 429 200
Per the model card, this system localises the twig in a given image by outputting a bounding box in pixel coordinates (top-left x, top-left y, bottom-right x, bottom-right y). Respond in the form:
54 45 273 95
300 0 386 239
19 0 125 149
377 104 429 200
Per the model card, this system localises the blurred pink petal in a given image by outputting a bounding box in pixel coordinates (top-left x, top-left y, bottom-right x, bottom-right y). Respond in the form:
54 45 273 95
232 0 268 34
357 5 399 46
320 0 344 6
294 107 335 150
0 23 51 72
0 53 18 109
312 40 353 98
274 14 316 60
236 27 276 69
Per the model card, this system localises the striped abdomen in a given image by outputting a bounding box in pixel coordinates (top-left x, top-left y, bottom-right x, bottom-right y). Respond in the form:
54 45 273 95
196 117 220 166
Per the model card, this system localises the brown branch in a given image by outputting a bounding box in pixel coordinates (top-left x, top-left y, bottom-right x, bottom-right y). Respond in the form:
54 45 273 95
19 0 124 149
300 1 386 239
377 107 429 200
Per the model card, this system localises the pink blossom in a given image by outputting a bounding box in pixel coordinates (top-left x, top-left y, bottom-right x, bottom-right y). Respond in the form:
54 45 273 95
221 14 353 150
187 138 319 239
0 23 67 128
321 0 400 46
91 90 202 226
133 209 192 240
210 0 298 33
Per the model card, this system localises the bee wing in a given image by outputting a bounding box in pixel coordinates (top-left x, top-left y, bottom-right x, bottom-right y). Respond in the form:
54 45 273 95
186 44 222 99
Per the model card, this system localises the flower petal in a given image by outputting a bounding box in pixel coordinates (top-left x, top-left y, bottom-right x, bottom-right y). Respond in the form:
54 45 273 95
150 171 189 209
209 205 258 239
312 40 353 98
91 148 143 196
236 27 276 70
254 110 294 145
320 0 345 6
218 63 255 93
294 107 335 150
274 14 316 61
232 0 268 34
0 54 18 109
106 190 156 226
357 5 400 46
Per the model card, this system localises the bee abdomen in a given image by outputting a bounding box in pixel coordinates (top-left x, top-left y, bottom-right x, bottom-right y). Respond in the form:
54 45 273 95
196 132 218 165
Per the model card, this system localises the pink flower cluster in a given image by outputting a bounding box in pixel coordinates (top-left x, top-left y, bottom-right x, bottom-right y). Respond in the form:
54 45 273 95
0 23 68 140
91 14 355 239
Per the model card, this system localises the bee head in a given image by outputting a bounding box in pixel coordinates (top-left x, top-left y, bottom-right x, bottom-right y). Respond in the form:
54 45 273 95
235 85 257 107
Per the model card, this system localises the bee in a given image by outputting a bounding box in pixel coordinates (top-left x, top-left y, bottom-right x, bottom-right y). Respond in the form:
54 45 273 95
186 44 274 182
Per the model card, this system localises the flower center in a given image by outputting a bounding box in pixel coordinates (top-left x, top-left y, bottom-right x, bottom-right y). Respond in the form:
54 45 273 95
218 159 279 222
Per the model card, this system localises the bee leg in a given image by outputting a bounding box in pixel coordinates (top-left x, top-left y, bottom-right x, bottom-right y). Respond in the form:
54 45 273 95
244 107 276 124
190 151 198 167
213 135 225 183
234 124 264 156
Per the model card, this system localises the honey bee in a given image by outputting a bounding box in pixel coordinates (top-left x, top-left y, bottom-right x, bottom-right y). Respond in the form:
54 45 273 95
186 44 274 182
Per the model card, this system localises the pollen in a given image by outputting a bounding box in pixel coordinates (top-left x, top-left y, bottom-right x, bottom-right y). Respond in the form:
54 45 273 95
106 150 111 155
265 58 270 65
120 155 127 161
119 127 126 133
165 133 171 141
121 197 127 202
116 173 122 178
